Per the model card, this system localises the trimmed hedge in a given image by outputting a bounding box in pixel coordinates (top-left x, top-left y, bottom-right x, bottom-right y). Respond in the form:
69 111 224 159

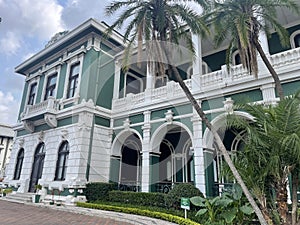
109 190 166 207
77 202 201 225
84 182 117 202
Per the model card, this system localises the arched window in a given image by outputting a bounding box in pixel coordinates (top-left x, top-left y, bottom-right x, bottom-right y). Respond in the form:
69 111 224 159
14 148 24 180
290 31 300 48
232 51 241 65
55 141 69 181
294 34 300 48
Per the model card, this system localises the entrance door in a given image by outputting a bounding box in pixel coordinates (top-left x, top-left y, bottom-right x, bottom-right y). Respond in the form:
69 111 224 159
29 143 45 192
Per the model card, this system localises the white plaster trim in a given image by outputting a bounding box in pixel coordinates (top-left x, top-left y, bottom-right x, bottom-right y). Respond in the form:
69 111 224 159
202 111 254 149
41 66 61 101
290 30 300 49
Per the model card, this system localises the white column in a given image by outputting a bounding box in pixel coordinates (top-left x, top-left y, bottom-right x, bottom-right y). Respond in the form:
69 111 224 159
191 34 202 92
191 105 206 196
141 111 151 192
261 83 277 105
113 60 121 99
146 62 154 89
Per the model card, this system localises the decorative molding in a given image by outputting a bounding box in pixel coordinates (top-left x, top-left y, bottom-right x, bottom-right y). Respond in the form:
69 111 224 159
223 97 234 114
38 131 44 142
18 138 25 148
44 114 57 128
61 130 68 140
123 118 130 130
165 109 174 124
23 120 34 133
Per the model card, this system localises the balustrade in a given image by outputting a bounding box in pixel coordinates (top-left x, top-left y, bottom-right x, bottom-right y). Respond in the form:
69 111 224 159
21 97 59 120
113 47 300 111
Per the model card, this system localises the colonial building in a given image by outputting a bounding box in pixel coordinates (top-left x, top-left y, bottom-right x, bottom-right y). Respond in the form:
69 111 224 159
4 10 300 203
0 124 14 180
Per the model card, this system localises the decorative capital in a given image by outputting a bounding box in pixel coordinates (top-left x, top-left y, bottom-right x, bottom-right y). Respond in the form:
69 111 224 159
165 109 174 123
223 97 234 114
123 118 130 130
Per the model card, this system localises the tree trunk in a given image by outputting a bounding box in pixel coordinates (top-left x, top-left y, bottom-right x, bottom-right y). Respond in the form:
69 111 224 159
291 170 299 225
276 180 289 225
167 62 268 225
253 38 284 100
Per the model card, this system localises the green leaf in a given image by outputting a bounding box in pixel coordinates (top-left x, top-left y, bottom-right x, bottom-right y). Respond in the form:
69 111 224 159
215 198 233 207
196 208 208 216
240 205 254 215
232 183 243 200
190 196 206 207
221 208 237 223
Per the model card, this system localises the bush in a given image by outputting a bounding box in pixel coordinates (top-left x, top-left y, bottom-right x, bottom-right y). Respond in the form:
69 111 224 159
109 190 166 207
165 183 203 209
77 202 201 225
84 182 117 202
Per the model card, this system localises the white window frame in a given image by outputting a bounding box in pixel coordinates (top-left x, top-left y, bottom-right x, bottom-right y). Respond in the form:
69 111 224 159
290 30 300 49
41 66 61 101
62 54 84 104
25 77 40 106
232 50 240 66
124 72 143 96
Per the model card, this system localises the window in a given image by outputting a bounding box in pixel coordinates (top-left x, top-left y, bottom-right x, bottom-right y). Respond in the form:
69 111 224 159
55 141 69 181
14 148 24 180
125 73 142 95
67 63 80 98
232 51 241 65
44 73 57 100
27 83 37 105
294 34 300 48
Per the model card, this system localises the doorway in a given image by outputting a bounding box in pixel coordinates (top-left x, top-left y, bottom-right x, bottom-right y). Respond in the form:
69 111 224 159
28 143 45 192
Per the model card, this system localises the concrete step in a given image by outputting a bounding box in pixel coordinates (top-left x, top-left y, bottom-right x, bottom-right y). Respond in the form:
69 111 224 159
1 192 35 203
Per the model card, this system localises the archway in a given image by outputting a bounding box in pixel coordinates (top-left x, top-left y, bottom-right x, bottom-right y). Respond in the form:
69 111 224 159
202 112 252 196
151 123 193 193
110 130 142 191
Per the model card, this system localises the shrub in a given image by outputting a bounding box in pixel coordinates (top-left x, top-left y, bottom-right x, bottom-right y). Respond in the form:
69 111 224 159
109 190 166 207
77 202 201 225
84 182 117 202
165 183 203 209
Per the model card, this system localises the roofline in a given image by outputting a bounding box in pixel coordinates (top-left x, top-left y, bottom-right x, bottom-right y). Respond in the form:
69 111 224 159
15 18 125 75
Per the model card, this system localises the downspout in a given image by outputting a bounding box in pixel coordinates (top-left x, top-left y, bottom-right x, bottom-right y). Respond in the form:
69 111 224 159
85 40 101 181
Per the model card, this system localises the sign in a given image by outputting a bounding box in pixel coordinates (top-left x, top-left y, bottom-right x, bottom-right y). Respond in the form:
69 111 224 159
180 197 190 210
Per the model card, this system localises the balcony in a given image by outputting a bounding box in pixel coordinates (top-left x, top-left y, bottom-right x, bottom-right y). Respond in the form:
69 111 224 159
21 97 59 132
112 47 300 113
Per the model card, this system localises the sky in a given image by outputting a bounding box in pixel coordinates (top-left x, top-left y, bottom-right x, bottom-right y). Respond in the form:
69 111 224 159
0 0 113 126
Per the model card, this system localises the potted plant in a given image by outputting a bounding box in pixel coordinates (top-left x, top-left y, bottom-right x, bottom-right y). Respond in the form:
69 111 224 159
49 189 55 205
33 184 42 203
56 190 62 206
3 188 13 196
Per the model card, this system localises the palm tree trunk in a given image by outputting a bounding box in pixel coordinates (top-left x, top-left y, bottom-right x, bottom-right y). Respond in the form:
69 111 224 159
253 38 284 100
167 62 268 225
276 180 289 225
291 170 299 225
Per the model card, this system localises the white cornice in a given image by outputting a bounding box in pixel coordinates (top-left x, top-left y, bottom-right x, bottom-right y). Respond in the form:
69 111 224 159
15 18 125 75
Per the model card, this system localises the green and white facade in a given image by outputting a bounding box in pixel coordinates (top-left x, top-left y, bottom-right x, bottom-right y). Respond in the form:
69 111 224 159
4 13 300 202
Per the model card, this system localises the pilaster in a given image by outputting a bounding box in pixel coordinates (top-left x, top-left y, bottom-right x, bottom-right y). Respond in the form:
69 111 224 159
191 103 206 196
141 111 151 192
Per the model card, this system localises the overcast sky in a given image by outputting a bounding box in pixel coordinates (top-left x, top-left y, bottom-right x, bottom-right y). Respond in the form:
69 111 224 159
0 0 114 126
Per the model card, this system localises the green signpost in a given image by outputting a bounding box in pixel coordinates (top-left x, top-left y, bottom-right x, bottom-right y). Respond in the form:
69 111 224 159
181 197 190 219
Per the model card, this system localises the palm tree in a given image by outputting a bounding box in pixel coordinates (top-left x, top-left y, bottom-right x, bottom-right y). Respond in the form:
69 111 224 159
205 0 299 101
226 93 300 224
105 1 268 224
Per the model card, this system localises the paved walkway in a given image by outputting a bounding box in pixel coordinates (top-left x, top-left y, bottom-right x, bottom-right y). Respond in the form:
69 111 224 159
0 199 177 225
